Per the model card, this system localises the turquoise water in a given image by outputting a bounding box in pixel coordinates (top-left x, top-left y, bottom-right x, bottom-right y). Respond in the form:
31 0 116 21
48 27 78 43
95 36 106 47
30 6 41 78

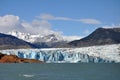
0 63 120 80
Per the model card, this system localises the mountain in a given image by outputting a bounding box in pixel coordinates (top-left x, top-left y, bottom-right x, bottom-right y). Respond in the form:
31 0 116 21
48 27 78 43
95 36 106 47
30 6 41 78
68 28 120 47
8 30 66 43
0 33 36 49
7 28 120 48
8 31 68 48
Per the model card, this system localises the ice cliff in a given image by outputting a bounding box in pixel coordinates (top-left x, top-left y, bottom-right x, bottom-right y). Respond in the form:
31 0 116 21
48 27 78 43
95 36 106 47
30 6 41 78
0 44 120 63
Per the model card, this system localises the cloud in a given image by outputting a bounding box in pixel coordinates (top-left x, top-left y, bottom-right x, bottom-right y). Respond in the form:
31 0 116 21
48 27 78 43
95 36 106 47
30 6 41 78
39 14 55 20
37 13 101 24
0 14 85 41
0 15 19 27
0 15 53 35
38 14 72 21
102 24 120 28
63 36 82 41
22 20 56 35
78 19 101 24
32 20 51 29
0 15 25 32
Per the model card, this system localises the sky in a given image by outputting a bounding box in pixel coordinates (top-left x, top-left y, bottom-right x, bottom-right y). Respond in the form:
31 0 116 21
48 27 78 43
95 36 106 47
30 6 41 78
0 0 120 40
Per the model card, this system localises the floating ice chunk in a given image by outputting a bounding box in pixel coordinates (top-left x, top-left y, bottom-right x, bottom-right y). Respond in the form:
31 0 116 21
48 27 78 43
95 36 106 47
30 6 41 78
23 74 34 78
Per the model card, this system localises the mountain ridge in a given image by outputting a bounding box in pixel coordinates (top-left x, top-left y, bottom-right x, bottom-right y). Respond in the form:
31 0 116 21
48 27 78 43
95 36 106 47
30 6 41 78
0 33 36 49
1 27 120 48
8 30 67 43
7 30 70 48
68 27 120 47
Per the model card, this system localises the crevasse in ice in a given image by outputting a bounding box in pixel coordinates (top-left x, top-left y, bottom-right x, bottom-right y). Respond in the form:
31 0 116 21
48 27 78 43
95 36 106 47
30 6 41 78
0 44 120 63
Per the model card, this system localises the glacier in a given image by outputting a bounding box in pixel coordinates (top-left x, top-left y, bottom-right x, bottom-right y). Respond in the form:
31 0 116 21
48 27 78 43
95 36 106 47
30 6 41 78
0 44 120 63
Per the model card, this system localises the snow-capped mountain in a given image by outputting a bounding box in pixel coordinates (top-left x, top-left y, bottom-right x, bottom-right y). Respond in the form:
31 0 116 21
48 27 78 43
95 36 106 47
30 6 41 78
0 44 120 63
8 30 66 43
7 27 120 48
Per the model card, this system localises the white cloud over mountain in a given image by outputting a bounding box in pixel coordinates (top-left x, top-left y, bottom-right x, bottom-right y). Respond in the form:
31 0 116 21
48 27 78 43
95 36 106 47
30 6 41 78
0 15 19 27
0 14 82 41
0 15 24 32
1 14 119 42
22 20 53 35
0 15 56 35
102 24 120 28
37 13 101 24
0 14 101 34
63 36 82 41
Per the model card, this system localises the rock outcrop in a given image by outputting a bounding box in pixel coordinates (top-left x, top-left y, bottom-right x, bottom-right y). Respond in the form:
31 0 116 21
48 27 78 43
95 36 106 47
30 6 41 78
0 53 43 63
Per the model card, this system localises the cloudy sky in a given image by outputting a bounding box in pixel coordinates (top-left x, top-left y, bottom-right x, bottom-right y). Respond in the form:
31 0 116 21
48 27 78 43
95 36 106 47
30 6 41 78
0 0 120 39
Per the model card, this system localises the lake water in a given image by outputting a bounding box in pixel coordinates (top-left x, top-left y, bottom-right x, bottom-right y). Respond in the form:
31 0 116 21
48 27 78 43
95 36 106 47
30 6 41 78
0 63 120 80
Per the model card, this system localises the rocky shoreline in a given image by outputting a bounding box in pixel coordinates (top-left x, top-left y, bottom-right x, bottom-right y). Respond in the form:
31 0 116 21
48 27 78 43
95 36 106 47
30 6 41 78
0 53 43 63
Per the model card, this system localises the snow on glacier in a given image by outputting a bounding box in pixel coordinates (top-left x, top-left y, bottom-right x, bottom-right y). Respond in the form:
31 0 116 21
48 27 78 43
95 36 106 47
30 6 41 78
0 44 120 63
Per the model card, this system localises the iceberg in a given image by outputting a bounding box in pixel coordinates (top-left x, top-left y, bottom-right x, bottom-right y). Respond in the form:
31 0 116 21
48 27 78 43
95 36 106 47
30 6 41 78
0 44 120 63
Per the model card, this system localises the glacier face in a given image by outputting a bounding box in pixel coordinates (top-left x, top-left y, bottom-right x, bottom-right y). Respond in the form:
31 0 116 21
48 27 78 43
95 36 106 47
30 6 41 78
0 44 120 63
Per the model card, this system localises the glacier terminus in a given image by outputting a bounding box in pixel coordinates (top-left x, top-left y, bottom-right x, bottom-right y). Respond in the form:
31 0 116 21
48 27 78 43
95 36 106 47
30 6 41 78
0 44 120 63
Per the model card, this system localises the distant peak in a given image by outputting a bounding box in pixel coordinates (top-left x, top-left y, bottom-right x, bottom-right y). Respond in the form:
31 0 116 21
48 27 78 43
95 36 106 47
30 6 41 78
69 27 120 47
